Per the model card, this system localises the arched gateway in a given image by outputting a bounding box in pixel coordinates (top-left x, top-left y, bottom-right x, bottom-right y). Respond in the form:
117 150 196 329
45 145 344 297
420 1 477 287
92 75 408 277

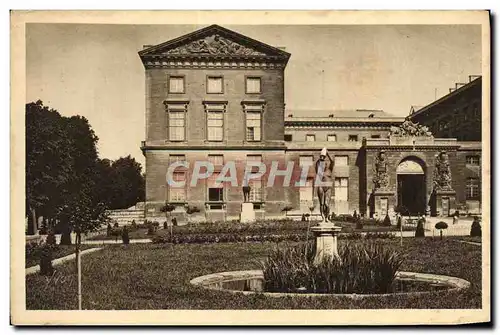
396 158 426 216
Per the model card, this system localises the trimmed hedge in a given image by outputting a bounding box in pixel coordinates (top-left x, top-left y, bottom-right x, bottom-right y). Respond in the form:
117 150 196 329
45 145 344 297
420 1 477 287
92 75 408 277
151 231 396 245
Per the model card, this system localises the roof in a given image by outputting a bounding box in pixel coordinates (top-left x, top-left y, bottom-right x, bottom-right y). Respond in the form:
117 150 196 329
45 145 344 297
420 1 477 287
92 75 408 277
139 24 291 64
410 76 482 118
285 109 405 124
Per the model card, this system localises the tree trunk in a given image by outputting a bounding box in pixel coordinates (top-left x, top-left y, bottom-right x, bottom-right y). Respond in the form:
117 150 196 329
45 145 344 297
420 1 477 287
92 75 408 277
75 233 82 310
27 207 37 235
440 230 443 240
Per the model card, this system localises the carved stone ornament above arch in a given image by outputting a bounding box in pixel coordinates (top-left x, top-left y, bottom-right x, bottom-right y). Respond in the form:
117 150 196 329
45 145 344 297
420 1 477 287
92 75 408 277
396 160 425 175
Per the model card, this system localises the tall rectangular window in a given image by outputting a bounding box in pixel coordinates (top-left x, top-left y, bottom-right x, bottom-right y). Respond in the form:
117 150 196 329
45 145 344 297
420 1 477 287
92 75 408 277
327 134 337 142
246 77 261 94
168 111 185 141
168 171 186 202
208 155 224 169
466 178 480 199
299 177 314 202
169 155 186 165
334 178 349 201
207 111 224 141
334 156 349 166
249 180 263 202
207 173 224 204
306 134 316 142
246 112 261 141
168 76 185 93
207 76 223 94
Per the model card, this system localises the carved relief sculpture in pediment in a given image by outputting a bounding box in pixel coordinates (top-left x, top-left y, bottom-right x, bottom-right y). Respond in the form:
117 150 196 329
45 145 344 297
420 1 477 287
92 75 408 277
433 151 453 191
390 118 433 137
165 34 267 56
373 151 389 190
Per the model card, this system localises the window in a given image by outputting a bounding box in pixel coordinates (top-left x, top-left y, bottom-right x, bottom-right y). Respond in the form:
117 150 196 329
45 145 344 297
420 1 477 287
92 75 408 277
466 155 480 165
334 178 349 201
306 134 315 142
169 155 186 165
246 77 261 94
371 134 381 139
168 76 185 93
299 177 314 202
208 155 224 169
334 156 349 166
299 155 313 166
466 178 480 199
327 134 337 142
207 173 224 208
249 180 263 202
168 172 186 202
207 111 224 141
348 135 358 142
168 111 186 141
246 112 261 141
207 76 223 93
284 134 293 142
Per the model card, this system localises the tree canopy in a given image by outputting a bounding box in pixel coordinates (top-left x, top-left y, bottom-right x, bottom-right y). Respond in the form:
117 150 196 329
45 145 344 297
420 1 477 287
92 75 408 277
25 100 145 238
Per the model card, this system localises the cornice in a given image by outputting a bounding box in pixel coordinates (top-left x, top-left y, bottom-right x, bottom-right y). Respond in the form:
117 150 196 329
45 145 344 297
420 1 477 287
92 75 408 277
142 58 286 70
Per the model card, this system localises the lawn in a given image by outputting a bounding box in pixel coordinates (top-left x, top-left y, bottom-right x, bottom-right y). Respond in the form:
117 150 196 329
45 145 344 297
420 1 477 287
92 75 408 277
26 237 481 310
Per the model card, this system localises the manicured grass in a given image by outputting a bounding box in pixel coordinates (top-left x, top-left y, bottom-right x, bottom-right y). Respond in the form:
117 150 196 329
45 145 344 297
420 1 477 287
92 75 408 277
26 238 481 310
26 244 95 268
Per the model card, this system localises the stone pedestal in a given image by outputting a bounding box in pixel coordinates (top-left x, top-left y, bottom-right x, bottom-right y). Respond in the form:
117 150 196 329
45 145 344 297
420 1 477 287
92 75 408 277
310 224 342 264
435 190 456 217
372 189 395 219
240 202 256 223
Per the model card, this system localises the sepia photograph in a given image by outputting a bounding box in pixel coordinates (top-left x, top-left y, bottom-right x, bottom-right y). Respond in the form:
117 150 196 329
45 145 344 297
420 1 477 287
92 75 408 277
10 10 490 325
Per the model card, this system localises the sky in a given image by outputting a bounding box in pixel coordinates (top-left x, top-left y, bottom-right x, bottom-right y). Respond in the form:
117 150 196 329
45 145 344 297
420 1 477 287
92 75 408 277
26 24 481 168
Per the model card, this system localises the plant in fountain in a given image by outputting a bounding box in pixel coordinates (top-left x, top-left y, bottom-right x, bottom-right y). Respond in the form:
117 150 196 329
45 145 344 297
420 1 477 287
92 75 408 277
260 241 405 294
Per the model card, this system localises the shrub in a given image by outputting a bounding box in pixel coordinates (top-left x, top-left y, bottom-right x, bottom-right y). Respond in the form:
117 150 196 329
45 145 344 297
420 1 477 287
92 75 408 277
122 226 130 245
113 221 119 228
396 216 402 229
131 220 137 231
106 223 112 237
415 221 425 237
382 214 392 226
46 230 57 246
147 224 156 236
470 217 482 237
261 242 404 294
435 221 448 240
39 245 54 276
355 217 363 230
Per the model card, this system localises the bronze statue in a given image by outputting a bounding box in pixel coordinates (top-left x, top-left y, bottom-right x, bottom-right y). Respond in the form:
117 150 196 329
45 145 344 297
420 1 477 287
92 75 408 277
314 148 334 223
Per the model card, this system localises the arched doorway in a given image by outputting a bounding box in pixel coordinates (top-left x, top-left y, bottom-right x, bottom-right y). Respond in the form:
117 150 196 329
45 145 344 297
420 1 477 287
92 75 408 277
396 158 426 216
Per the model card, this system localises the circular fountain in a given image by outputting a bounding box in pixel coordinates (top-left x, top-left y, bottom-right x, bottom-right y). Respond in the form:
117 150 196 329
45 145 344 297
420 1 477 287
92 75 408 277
190 269 470 298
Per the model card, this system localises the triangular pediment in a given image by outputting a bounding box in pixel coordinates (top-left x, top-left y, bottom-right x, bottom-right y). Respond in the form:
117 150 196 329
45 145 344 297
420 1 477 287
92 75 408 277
139 25 290 62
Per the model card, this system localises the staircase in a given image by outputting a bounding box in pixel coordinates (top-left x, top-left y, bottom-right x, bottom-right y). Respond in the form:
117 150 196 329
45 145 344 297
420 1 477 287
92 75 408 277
107 208 145 226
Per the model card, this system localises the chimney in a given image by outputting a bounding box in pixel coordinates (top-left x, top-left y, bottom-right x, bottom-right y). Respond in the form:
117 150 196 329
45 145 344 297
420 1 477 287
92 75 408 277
287 114 293 117
276 46 287 51
328 114 334 118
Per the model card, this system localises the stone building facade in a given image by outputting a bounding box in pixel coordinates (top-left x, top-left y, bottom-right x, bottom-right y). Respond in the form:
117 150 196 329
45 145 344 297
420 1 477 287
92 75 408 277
139 25 482 223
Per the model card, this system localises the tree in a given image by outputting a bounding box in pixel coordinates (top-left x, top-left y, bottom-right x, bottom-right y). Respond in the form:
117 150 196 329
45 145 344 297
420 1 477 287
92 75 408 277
470 217 482 237
282 205 293 217
415 219 425 237
435 221 448 240
160 202 176 237
26 101 73 234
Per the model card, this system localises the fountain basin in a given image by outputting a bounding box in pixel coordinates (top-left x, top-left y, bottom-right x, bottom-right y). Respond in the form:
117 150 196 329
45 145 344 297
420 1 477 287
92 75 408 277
190 270 470 298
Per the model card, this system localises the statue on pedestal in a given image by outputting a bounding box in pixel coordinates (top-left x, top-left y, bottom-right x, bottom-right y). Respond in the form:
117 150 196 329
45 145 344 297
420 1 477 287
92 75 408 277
242 185 251 203
373 151 389 190
314 148 334 223
433 151 453 191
